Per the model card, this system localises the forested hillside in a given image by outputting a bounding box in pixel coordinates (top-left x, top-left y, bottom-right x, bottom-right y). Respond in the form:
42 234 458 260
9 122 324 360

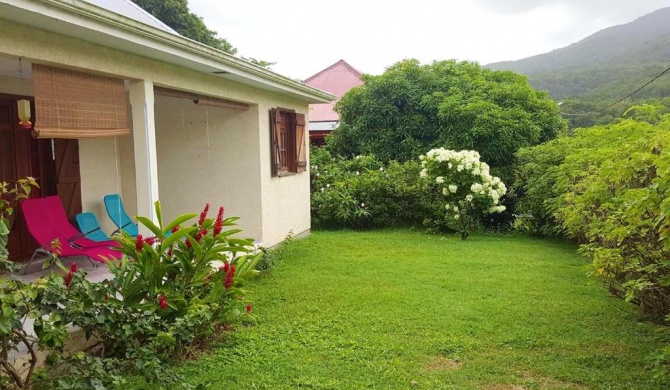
487 7 670 101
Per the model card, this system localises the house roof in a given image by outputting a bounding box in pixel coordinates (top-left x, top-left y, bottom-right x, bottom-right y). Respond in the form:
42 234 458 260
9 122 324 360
82 0 177 34
304 60 364 97
0 0 335 104
304 60 364 122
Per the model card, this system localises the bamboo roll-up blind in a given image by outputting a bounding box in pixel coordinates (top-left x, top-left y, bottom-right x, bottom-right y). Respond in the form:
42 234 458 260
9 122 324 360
32 64 129 139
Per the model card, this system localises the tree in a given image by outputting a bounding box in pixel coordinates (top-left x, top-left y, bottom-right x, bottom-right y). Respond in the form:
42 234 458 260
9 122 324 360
326 59 567 169
133 0 237 54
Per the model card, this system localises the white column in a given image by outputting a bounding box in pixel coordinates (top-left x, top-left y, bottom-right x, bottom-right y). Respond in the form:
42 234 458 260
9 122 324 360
129 79 159 232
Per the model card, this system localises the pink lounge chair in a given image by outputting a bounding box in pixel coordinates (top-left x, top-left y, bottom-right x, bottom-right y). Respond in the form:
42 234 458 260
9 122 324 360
21 196 121 269
41 196 118 249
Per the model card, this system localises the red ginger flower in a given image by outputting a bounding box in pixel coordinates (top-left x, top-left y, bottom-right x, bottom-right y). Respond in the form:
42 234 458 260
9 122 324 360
144 236 157 245
157 294 168 310
171 225 180 234
70 262 77 273
195 228 208 243
246 304 252 313
213 206 224 236
224 265 236 290
198 203 210 226
222 262 230 273
135 234 144 251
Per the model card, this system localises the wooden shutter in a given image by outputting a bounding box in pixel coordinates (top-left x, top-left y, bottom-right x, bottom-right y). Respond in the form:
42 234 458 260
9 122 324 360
295 113 307 172
32 64 129 139
270 108 289 176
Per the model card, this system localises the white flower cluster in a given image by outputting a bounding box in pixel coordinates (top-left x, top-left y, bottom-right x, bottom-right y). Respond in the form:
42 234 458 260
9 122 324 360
420 148 507 216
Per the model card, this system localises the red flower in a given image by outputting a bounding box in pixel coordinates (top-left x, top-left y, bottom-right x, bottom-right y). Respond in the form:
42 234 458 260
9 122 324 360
64 262 77 287
198 203 210 226
157 294 168 310
171 225 180 234
136 234 144 251
185 239 192 249
223 262 230 273
213 207 224 236
144 236 157 246
195 228 208 243
224 265 236 290
246 304 252 313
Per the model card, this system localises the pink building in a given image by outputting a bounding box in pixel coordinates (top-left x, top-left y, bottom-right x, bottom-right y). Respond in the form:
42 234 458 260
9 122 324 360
304 60 363 145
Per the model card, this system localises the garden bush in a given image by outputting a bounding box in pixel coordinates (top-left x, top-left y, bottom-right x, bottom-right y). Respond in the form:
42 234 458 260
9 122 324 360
310 148 450 231
515 110 670 321
0 202 260 389
420 148 507 239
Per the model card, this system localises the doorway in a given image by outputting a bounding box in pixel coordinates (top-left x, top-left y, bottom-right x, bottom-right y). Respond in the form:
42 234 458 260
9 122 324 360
0 96 82 261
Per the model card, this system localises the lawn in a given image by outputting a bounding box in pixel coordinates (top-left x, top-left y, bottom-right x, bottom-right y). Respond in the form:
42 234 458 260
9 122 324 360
178 230 669 389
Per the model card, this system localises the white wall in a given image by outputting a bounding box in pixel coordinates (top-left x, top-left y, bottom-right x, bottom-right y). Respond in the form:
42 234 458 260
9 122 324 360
78 137 127 235
257 100 311 246
154 95 264 241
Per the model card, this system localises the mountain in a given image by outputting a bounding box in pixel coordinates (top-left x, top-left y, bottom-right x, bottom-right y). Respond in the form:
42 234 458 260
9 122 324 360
487 7 670 100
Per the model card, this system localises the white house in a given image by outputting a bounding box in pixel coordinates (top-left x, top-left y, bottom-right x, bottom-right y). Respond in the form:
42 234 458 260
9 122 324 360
0 0 335 261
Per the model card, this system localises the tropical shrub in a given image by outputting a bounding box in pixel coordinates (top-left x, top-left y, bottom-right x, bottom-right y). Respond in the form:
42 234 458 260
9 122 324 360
1 177 38 268
310 149 450 231
515 111 670 320
420 149 507 239
0 276 68 390
1 202 260 389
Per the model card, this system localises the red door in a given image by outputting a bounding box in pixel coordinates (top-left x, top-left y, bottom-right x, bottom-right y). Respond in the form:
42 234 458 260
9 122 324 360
53 139 82 223
0 98 46 261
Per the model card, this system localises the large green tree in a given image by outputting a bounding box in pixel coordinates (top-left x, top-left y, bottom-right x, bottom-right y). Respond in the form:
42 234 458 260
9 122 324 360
327 59 567 168
133 0 237 54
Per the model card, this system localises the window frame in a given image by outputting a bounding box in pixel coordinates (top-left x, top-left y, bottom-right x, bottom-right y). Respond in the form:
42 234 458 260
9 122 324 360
270 107 307 177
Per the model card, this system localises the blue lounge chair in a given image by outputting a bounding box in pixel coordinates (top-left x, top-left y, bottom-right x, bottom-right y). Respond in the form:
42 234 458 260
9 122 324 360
75 212 113 242
103 194 138 237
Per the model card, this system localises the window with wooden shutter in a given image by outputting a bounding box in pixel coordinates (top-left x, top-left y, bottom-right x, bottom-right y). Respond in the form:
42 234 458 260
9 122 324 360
32 64 129 139
270 108 307 177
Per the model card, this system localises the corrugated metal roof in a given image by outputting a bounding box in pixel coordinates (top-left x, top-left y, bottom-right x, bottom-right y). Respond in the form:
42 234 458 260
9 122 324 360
304 60 363 122
82 0 177 34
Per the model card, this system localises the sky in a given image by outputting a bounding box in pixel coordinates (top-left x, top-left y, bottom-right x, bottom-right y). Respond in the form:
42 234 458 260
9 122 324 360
187 0 669 80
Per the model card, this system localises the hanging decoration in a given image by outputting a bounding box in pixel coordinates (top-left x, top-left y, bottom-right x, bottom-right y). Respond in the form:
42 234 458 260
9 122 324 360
17 99 32 129
17 58 32 129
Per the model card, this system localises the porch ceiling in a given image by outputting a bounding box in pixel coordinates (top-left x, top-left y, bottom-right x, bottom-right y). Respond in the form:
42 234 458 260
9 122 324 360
0 0 336 104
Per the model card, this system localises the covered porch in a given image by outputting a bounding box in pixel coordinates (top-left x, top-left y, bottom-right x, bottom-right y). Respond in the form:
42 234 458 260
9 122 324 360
0 0 334 264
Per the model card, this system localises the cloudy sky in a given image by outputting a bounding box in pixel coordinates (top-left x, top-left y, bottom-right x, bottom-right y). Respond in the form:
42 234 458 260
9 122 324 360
188 0 668 80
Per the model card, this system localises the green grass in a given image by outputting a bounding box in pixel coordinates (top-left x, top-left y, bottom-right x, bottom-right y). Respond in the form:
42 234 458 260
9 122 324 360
179 230 669 389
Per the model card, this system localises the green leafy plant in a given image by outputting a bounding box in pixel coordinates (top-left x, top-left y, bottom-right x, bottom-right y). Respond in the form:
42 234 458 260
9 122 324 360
0 276 68 390
310 148 452 231
0 177 38 271
2 201 260 389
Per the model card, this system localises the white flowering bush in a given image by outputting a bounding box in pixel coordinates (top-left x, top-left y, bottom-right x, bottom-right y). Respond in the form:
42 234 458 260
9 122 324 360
420 148 507 239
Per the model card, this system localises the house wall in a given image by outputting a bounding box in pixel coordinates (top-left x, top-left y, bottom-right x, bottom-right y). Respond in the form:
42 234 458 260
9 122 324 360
0 75 32 96
0 20 312 246
153 95 263 241
78 137 126 234
257 100 312 246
